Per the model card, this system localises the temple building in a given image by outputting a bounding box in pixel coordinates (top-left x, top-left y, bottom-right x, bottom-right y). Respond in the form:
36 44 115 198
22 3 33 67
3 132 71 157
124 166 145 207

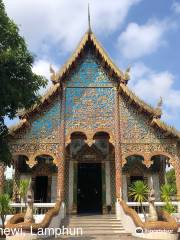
2 22 180 215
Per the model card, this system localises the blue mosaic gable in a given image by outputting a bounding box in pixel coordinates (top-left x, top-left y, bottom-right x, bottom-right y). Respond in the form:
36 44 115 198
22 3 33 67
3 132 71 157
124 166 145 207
65 87 115 130
65 51 116 132
21 97 61 143
119 95 167 143
66 51 115 87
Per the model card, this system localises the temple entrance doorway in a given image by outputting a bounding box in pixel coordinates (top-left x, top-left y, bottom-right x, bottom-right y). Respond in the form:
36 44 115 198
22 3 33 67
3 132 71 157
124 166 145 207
77 163 102 214
34 176 48 203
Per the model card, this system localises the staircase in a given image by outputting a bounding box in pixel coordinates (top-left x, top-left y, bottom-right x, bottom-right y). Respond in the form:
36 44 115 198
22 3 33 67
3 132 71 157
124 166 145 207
62 214 128 236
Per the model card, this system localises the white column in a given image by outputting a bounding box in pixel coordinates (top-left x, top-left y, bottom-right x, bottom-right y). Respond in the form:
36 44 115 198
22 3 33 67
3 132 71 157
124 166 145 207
178 202 180 213
122 174 128 201
153 174 160 200
51 175 57 202
68 160 74 212
105 161 111 205
148 174 160 200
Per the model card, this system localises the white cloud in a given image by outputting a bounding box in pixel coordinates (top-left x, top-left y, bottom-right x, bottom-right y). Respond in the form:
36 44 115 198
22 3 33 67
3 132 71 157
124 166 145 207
172 1 180 14
32 59 58 94
129 62 180 127
3 0 141 54
117 20 169 59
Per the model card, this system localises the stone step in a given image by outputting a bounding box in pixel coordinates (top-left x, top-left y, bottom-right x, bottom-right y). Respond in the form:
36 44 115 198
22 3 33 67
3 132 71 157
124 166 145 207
70 215 117 219
69 217 121 219
62 230 127 236
68 220 122 223
68 223 124 227
61 230 127 236
82 229 127 234
69 219 120 222
63 214 127 236
68 225 124 229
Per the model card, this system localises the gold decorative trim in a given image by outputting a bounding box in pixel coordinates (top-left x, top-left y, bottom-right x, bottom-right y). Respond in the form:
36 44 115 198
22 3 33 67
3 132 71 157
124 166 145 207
151 118 180 138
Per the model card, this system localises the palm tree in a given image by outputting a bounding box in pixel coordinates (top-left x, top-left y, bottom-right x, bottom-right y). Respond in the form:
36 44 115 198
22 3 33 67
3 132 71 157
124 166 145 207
19 179 29 211
0 194 11 229
161 184 175 202
129 180 149 221
161 184 176 213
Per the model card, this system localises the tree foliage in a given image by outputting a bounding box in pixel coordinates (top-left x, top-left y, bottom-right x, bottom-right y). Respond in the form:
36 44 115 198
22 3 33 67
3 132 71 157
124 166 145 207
129 180 149 203
129 180 149 220
165 168 176 195
161 183 176 213
0 0 47 165
19 179 29 205
0 194 11 229
4 178 13 198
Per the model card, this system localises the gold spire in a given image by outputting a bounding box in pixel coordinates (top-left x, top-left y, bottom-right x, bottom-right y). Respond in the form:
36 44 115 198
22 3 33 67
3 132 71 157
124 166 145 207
88 3 92 33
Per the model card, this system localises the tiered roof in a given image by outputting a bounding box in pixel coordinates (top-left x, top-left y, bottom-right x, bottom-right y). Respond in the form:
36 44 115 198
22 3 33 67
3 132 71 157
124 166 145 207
9 30 180 140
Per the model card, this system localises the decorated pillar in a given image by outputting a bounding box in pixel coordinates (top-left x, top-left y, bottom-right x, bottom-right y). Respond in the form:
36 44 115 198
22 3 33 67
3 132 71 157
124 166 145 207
101 162 106 213
73 161 78 213
12 157 20 201
105 161 111 206
57 85 66 201
159 156 166 187
0 162 5 194
68 159 74 212
174 160 180 201
114 87 122 199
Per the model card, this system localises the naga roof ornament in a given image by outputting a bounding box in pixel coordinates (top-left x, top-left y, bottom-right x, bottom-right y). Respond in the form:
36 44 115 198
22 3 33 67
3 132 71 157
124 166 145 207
122 65 131 85
50 64 58 84
154 96 163 119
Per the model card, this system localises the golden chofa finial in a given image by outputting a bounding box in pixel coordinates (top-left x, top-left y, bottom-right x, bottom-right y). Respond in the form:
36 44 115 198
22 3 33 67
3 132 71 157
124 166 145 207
123 65 131 84
154 96 163 119
50 64 58 84
88 3 92 33
157 96 163 108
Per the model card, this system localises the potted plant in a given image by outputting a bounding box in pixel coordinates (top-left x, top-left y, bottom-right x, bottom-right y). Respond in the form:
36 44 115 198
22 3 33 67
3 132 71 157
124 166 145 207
129 180 149 221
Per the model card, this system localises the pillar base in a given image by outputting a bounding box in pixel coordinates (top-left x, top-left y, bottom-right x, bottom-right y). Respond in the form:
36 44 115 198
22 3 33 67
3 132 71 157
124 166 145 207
177 201 180 214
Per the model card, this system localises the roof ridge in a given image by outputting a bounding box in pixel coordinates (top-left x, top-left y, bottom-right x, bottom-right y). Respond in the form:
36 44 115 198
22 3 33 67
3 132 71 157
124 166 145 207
152 118 180 138
8 31 180 140
19 83 60 118
119 83 156 115
55 31 125 82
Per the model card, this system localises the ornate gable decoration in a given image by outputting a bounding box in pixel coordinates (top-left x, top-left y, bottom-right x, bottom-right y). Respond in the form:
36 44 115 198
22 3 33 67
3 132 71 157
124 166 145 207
54 31 125 84
8 29 180 140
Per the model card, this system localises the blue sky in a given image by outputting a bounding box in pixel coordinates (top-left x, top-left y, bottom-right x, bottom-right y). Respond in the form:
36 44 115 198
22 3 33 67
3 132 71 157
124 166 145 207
3 0 180 130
